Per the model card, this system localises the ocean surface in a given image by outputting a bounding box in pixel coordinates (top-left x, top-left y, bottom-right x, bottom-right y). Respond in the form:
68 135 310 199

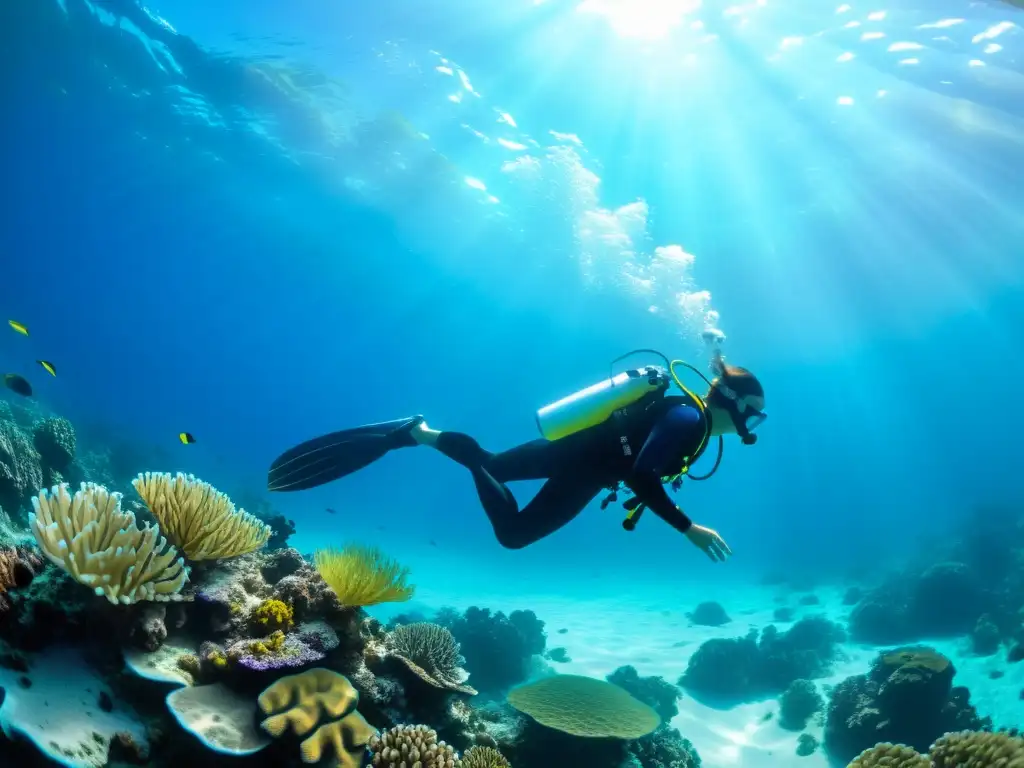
1 0 1023 766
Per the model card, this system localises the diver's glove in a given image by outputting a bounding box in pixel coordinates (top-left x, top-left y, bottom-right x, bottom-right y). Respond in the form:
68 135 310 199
685 523 732 563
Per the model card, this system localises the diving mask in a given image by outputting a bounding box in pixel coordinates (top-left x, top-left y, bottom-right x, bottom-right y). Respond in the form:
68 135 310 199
712 376 767 444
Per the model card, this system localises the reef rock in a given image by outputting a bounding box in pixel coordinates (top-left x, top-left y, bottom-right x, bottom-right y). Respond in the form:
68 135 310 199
679 616 844 702
823 645 990 763
0 418 42 519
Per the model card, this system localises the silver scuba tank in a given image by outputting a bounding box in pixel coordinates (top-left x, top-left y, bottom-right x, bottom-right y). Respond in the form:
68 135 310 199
535 365 671 441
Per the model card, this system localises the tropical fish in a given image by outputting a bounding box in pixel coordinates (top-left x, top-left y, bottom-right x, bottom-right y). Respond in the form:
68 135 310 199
37 360 56 377
3 374 32 397
7 320 28 336
178 432 196 445
325 507 337 515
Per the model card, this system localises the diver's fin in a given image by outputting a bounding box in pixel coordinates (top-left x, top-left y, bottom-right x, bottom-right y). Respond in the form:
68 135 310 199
267 415 424 492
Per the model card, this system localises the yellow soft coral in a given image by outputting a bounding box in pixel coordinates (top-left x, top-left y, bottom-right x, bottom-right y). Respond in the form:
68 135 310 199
313 544 414 608
258 668 375 768
29 482 188 605
248 630 287 657
252 599 294 633
133 472 271 560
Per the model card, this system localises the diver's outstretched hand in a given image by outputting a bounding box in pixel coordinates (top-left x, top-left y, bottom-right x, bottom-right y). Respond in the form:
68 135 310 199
685 523 732 562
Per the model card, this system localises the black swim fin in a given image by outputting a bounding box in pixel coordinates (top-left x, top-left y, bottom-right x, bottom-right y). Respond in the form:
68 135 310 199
267 415 424 492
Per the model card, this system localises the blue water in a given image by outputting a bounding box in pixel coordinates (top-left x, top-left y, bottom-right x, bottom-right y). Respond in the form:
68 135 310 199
2 0 1024 602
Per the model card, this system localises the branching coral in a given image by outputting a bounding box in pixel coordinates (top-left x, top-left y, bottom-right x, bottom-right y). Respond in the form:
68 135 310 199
29 482 188 604
133 472 271 560
314 544 414 607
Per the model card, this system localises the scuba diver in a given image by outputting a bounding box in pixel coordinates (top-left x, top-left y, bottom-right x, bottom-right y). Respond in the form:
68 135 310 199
267 349 765 562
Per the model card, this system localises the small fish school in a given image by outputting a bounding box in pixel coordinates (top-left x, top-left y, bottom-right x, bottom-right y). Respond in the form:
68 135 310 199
5 319 194 446
3 320 53 399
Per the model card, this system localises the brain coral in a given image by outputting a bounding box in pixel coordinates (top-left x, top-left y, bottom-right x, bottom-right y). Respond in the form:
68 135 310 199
507 674 661 739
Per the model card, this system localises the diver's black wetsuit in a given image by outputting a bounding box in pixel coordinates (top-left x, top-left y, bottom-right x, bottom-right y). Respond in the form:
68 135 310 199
434 394 709 549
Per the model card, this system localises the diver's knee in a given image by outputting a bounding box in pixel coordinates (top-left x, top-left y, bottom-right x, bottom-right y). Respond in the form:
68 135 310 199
495 529 530 550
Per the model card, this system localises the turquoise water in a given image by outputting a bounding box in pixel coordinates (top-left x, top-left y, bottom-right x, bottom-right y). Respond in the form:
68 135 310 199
5 0 1023 590
1 1 1023 764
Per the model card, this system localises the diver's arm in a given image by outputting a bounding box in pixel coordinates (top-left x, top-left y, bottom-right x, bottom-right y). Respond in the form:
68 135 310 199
627 473 693 533
625 404 704 534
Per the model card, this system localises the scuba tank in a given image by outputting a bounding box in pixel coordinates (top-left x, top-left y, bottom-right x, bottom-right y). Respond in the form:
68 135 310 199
535 365 671 442
538 347 730 532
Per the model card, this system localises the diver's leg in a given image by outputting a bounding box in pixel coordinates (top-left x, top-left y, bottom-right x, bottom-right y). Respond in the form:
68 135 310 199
487 476 602 549
411 424 598 546
411 420 580 482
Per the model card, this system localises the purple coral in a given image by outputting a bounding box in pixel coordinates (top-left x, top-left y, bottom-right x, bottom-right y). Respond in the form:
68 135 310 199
228 621 340 672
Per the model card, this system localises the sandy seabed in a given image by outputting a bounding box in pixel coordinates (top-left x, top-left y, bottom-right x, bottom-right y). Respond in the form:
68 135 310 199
382 559 1024 768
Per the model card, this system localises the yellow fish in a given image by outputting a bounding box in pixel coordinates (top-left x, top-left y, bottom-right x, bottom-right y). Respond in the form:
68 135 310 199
8 320 28 336
179 432 196 445
37 360 56 377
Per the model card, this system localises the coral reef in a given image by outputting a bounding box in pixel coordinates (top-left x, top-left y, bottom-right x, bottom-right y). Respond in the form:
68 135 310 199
848 561 992 644
687 601 730 627
437 606 547 695
797 733 819 757
970 614 1001 656
605 666 699 768
627 725 702 767
0 415 43 517
824 646 991 763
779 678 824 731
32 416 76 474
679 616 844 702
606 665 681 723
